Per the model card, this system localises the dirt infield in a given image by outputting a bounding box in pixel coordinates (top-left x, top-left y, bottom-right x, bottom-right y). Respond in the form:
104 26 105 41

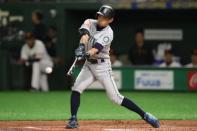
0 120 197 131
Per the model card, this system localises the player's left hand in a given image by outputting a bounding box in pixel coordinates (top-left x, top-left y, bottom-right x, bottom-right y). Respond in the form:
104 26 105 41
75 44 85 60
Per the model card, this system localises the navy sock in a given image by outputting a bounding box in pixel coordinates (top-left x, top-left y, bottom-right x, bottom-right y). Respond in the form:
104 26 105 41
71 91 80 117
121 97 145 118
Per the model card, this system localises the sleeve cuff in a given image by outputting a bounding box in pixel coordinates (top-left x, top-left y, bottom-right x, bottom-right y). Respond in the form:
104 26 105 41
92 42 104 52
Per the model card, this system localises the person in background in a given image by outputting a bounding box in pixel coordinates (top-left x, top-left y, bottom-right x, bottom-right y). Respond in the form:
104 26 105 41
32 10 46 42
159 49 181 67
185 49 197 67
153 43 172 66
128 30 154 65
20 32 53 92
44 26 57 58
110 49 122 67
44 26 64 65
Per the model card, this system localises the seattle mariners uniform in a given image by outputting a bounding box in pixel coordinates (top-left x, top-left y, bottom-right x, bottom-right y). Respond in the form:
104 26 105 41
21 32 53 92
66 5 160 129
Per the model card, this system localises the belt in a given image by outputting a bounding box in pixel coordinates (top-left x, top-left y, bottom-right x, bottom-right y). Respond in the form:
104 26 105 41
87 58 105 64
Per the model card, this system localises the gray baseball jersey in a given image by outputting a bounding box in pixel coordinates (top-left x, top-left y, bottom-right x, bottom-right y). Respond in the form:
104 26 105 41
72 19 124 105
80 19 113 59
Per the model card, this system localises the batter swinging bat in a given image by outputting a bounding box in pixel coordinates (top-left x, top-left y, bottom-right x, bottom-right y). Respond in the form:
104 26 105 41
67 58 78 76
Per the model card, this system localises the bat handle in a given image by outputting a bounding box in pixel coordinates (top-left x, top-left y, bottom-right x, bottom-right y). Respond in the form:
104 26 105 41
67 58 78 76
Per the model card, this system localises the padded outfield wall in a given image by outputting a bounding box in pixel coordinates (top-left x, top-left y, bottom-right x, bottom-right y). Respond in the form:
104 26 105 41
74 67 197 91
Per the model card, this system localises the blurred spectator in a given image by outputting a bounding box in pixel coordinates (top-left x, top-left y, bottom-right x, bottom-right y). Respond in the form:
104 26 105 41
44 26 64 65
110 49 122 67
44 26 57 58
153 43 172 66
159 49 181 67
185 49 197 67
32 10 46 42
128 30 154 65
19 32 53 92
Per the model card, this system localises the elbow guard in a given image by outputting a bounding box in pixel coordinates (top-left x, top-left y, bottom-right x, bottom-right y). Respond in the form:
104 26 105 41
79 28 90 37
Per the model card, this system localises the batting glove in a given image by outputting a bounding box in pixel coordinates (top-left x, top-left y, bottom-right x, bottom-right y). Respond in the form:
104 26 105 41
75 43 85 60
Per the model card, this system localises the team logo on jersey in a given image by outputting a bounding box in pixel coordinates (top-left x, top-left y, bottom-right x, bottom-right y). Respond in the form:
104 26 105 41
103 36 109 43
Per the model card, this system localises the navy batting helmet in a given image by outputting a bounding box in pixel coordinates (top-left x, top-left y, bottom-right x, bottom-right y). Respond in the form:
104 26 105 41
96 5 114 19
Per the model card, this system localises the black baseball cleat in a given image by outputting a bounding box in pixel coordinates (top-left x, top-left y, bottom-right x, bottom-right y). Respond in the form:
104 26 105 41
143 112 160 128
66 116 79 129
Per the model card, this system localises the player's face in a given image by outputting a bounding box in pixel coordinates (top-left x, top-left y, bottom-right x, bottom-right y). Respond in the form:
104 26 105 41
135 32 144 47
32 13 38 24
97 15 113 27
164 53 173 63
26 38 35 48
192 54 197 64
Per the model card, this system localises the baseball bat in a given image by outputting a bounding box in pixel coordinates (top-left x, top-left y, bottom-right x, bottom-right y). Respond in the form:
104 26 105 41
67 58 78 76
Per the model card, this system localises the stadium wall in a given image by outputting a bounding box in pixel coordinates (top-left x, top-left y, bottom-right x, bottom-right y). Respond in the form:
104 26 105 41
0 3 197 90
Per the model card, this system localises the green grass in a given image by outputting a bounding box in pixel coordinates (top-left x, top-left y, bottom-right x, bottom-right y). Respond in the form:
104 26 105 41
0 91 197 120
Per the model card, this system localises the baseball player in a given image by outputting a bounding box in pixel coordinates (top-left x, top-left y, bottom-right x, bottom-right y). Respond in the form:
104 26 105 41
20 32 53 92
66 5 160 129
